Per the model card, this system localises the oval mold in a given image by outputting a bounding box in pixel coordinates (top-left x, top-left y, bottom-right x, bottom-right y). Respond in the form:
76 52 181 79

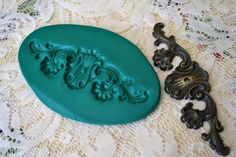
18 25 161 125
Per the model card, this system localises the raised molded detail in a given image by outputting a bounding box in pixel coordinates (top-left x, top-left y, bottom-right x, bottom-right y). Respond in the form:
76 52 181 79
29 39 148 103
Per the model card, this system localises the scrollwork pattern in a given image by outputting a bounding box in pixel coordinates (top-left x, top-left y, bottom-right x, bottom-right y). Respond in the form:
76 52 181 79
152 23 230 156
29 39 148 104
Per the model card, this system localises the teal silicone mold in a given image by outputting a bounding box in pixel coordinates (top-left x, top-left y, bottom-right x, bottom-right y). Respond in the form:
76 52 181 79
18 25 161 124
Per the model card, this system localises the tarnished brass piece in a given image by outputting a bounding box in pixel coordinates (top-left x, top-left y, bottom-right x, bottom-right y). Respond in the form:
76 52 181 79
152 23 230 156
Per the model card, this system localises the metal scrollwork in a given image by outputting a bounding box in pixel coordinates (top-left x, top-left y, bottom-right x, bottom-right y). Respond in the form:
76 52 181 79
152 23 230 156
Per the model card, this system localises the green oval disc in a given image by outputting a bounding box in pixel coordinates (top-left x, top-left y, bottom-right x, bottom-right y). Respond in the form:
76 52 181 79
18 25 161 125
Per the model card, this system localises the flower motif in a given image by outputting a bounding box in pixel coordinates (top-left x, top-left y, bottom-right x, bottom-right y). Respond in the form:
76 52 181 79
152 48 174 71
181 102 203 129
40 57 65 75
92 80 117 101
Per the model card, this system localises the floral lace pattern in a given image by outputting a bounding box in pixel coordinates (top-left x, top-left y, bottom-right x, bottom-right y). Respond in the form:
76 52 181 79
0 0 235 156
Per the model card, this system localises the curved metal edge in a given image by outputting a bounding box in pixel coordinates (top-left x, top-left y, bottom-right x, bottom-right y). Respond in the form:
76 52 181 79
152 23 230 156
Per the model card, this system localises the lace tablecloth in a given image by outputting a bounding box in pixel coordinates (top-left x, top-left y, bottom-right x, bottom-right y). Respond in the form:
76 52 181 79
0 0 235 156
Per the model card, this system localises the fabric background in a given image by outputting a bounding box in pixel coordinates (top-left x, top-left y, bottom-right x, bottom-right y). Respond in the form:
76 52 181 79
0 0 235 156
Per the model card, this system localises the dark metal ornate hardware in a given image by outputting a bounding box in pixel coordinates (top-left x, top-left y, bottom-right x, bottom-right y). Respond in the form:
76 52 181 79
152 23 230 156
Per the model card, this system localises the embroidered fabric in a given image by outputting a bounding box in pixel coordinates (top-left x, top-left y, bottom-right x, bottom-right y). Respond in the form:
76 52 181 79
0 0 235 156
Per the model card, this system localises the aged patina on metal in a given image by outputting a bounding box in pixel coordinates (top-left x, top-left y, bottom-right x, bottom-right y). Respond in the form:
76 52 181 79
152 23 230 156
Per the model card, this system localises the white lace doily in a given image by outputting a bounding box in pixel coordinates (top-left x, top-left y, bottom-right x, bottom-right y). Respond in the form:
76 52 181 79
0 0 235 156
